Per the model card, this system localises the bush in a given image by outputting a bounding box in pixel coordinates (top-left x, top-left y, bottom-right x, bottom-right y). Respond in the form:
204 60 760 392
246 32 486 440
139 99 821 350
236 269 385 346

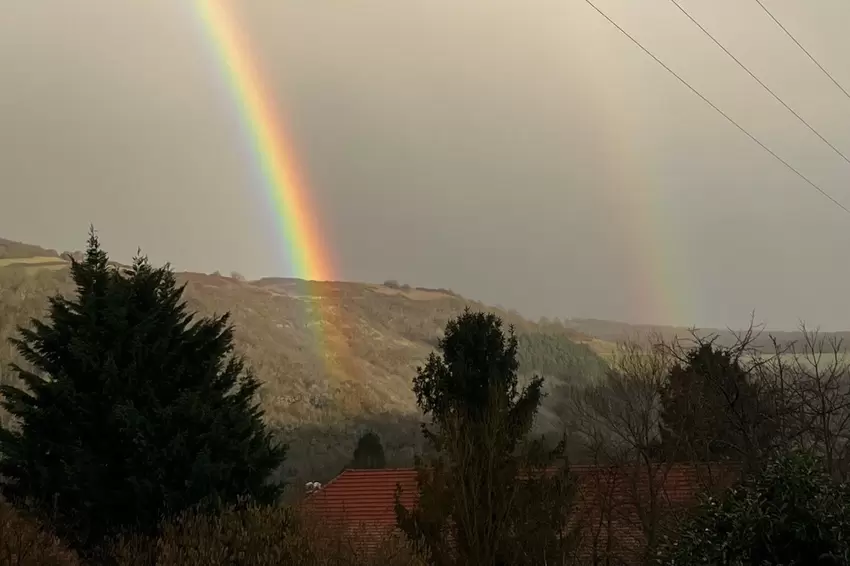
104 504 424 566
414 287 458 297
0 500 79 566
658 452 850 565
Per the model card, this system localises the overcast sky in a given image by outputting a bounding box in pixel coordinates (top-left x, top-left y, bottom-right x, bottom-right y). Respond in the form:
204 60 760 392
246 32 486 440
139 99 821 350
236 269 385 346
2 1 850 330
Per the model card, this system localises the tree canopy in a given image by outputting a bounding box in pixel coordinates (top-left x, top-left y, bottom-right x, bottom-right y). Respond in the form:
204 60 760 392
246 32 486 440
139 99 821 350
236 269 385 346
350 431 386 469
659 341 774 466
0 229 285 550
396 309 577 566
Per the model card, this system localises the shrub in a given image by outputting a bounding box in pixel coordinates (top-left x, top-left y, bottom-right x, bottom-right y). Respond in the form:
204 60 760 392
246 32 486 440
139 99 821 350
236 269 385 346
0 500 79 566
105 503 424 566
414 287 458 297
657 452 850 565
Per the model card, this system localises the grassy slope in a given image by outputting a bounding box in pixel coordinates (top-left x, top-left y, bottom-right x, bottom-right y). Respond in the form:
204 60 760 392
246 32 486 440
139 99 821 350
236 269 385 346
5 236 849 481
0 237 607 482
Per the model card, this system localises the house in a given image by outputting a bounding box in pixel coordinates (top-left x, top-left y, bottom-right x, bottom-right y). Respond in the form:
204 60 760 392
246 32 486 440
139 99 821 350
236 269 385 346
303 463 739 564
302 468 419 552
567 462 739 564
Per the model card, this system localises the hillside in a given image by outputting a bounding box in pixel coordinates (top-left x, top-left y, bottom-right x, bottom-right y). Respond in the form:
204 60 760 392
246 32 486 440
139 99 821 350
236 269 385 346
0 237 608 483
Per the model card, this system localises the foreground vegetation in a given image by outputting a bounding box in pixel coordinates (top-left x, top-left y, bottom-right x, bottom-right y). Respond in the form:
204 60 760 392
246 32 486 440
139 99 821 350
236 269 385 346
0 498 425 566
4 232 850 564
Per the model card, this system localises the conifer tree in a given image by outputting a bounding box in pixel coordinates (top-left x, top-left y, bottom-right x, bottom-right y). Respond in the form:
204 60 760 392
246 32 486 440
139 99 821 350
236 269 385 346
350 431 386 469
0 229 285 550
396 309 578 566
659 341 775 468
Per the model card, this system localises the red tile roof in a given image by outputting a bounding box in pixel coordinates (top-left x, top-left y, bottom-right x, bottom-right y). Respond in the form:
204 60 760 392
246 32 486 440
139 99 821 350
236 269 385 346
568 463 739 564
303 463 739 563
303 468 419 538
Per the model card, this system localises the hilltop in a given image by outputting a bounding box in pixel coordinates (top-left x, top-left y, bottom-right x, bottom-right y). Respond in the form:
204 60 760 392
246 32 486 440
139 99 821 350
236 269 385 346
0 237 608 482
4 236 849 482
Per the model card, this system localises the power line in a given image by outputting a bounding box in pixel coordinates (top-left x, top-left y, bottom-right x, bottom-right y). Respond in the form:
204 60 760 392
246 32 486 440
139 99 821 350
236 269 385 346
753 0 850 103
668 0 850 168
581 0 850 216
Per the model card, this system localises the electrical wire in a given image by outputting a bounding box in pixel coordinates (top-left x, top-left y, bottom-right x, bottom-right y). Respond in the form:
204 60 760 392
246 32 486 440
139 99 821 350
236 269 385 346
754 0 850 103
669 0 850 167
581 0 850 215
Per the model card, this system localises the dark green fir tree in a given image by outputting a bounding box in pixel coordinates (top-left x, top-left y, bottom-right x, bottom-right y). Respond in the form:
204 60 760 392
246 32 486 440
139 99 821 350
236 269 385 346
350 431 387 469
396 309 578 566
0 228 286 550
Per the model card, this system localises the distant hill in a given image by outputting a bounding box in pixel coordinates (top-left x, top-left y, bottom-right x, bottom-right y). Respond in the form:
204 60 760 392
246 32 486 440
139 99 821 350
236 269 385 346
6 236 850 482
562 317 850 353
0 237 61 259
0 236 608 483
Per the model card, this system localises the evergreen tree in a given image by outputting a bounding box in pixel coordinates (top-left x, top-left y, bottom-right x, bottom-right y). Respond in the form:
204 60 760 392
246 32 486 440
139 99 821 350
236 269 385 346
350 431 386 469
0 229 285 550
659 341 774 467
396 309 578 566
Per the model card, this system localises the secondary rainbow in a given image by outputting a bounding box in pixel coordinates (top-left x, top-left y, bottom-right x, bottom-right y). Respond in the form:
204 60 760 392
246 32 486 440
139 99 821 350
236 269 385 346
196 0 332 284
566 10 698 326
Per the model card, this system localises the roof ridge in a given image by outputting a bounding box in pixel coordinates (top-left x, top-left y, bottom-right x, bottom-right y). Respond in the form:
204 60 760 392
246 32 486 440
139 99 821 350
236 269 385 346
303 467 353 500
316 461 742 489
304 468 420 500
343 468 419 473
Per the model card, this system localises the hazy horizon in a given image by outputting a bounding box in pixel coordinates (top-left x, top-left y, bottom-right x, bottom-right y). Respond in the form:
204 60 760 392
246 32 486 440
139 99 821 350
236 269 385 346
3 1 850 331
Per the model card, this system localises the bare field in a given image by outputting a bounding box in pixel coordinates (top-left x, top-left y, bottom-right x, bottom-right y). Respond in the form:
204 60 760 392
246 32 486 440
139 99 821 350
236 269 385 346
0 256 68 268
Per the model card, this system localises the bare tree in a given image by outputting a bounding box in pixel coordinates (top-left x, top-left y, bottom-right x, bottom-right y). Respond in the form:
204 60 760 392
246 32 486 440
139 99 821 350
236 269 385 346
564 335 685 564
563 319 850 564
659 317 785 473
777 326 850 480
565 329 765 564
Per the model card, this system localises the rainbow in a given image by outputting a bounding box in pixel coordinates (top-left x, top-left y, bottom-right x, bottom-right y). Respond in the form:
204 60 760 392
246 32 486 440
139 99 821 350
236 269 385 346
195 0 357 384
196 0 331 283
602 105 697 327
566 10 697 327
